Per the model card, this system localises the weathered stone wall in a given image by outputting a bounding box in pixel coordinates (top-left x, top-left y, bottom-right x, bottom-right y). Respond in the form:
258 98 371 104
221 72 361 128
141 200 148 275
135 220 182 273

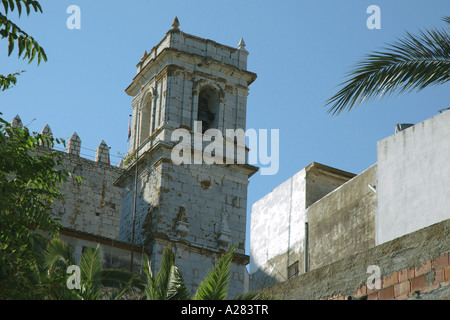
116 145 253 296
377 109 450 245
306 164 376 271
117 151 163 246
257 218 450 300
49 137 124 240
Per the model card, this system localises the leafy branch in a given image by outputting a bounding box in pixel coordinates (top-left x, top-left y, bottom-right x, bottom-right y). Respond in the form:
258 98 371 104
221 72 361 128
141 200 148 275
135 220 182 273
0 0 46 91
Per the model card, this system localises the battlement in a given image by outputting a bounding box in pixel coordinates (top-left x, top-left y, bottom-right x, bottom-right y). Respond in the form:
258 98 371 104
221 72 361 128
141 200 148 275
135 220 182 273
11 114 120 166
9 114 124 240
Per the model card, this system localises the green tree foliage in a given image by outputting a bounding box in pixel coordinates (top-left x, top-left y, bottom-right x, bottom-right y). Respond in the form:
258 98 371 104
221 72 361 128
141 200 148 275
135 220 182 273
0 115 69 299
0 0 47 91
326 16 450 116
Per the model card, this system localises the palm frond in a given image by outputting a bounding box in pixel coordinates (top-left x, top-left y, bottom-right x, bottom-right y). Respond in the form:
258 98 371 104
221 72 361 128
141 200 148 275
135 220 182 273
443 16 450 25
141 254 155 300
193 245 236 300
79 245 103 299
167 265 190 300
153 247 176 299
326 22 450 116
43 238 75 273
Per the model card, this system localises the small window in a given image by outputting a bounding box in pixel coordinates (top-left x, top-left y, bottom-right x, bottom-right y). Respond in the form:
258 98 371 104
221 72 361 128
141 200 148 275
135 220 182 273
288 261 299 279
139 94 152 143
198 87 219 133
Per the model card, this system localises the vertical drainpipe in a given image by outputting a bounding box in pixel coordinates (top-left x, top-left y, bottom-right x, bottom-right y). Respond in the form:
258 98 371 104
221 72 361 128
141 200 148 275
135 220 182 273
304 221 309 273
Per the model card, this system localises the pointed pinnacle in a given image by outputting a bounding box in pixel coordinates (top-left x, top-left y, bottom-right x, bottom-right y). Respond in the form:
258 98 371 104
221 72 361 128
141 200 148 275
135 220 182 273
172 16 180 30
69 132 81 142
40 124 53 136
11 115 23 128
238 37 246 49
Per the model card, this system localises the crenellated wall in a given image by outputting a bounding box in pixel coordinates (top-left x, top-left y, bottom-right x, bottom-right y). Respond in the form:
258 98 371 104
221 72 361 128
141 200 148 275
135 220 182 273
10 115 124 240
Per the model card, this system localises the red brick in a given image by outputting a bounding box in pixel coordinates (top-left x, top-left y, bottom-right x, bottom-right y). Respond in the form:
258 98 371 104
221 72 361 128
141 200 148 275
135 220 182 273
394 280 411 297
378 286 395 300
367 284 378 294
415 260 432 276
367 292 378 300
383 271 398 287
434 269 445 284
399 268 415 282
445 266 450 282
411 275 428 292
432 253 449 269
355 285 367 297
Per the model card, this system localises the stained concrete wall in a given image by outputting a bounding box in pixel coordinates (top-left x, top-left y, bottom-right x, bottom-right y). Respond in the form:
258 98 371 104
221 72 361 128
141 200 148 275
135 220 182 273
249 162 355 290
249 169 307 290
306 164 376 271
376 109 450 245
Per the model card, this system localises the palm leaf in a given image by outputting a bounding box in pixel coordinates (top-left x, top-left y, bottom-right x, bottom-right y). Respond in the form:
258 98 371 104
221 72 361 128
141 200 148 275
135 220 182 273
326 18 450 116
43 237 75 274
153 247 175 299
193 245 236 300
79 245 103 299
142 254 155 300
166 264 190 300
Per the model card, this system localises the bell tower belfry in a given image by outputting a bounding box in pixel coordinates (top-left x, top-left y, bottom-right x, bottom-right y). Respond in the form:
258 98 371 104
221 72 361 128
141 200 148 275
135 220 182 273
115 17 258 296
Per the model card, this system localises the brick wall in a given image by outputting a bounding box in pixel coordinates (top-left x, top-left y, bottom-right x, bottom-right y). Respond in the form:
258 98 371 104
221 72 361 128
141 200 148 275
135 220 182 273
327 252 450 300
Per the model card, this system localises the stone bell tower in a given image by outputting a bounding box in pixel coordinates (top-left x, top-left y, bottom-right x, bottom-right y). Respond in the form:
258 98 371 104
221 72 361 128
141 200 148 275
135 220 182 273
115 17 258 296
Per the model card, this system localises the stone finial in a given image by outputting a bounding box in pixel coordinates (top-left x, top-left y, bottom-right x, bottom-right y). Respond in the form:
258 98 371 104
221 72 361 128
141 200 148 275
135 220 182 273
95 140 110 164
238 37 248 53
140 50 148 61
171 16 180 30
67 132 81 156
175 206 189 237
11 115 23 129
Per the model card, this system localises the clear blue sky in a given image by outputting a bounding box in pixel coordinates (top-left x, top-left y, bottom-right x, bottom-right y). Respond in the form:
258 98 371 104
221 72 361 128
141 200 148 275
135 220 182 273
1 0 449 255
